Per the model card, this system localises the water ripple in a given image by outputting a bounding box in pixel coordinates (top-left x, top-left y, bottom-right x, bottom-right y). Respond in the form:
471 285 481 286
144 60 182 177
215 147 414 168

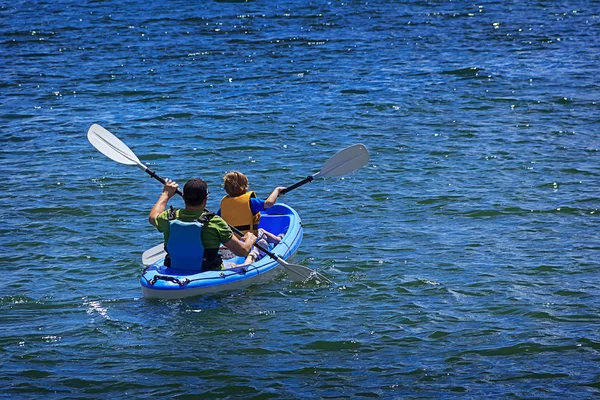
1 0 599 398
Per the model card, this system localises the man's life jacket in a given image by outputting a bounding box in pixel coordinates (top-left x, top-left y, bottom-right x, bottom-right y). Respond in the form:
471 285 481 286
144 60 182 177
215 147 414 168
165 208 215 271
220 191 261 235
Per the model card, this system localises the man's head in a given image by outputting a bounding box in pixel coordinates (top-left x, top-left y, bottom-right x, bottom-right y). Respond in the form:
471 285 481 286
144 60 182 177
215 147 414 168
183 178 208 207
223 171 249 197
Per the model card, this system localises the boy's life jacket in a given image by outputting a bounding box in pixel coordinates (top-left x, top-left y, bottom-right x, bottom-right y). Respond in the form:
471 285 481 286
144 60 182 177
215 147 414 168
164 208 221 272
220 191 261 235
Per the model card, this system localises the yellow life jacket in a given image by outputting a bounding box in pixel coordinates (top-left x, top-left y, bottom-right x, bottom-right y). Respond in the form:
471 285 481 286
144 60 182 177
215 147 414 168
220 191 261 235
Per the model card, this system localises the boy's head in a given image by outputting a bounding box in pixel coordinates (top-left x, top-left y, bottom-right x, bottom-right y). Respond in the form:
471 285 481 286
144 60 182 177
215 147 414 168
223 171 248 197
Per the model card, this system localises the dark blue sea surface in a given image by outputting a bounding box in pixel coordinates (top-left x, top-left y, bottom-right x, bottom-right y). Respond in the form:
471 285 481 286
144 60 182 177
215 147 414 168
1 0 599 398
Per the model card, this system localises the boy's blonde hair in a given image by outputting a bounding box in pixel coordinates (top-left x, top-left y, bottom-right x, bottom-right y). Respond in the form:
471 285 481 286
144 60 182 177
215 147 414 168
223 171 249 197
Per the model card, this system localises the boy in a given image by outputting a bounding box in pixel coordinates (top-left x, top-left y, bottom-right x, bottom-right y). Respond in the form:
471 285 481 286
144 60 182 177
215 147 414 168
219 171 285 266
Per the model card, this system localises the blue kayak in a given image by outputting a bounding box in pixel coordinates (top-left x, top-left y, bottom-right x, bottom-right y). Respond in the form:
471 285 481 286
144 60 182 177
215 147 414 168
140 203 303 299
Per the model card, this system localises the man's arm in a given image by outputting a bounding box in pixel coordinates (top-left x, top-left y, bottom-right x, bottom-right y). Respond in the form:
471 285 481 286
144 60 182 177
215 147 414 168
149 179 178 227
223 232 257 257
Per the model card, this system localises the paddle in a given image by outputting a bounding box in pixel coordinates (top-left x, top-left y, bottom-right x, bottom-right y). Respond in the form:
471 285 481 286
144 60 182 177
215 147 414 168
141 243 167 267
88 123 330 284
87 124 184 196
280 143 369 195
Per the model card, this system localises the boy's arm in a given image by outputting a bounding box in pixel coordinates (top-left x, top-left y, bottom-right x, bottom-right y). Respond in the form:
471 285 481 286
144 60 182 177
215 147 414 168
264 186 286 209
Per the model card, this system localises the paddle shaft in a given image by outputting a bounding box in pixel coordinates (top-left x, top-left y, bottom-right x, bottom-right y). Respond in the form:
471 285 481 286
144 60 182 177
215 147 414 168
280 174 315 196
143 166 184 197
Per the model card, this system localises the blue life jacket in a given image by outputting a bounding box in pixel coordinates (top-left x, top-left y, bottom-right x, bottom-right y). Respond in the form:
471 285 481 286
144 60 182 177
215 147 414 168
166 210 206 272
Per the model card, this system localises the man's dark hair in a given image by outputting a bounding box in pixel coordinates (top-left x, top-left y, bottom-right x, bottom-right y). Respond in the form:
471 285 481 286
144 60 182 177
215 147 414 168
183 178 208 206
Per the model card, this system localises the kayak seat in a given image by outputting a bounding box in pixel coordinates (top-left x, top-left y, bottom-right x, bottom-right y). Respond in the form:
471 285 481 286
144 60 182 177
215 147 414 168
259 214 290 238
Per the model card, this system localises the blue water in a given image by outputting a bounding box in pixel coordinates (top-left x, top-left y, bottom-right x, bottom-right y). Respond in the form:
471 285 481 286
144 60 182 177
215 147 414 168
2 0 599 398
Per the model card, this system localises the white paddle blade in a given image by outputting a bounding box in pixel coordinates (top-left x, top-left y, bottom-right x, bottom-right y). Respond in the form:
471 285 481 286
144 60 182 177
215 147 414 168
319 143 369 178
279 259 332 284
142 243 166 266
88 124 143 167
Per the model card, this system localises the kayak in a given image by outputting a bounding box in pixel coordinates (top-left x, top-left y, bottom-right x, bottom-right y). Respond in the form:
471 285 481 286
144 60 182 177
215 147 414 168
140 203 303 299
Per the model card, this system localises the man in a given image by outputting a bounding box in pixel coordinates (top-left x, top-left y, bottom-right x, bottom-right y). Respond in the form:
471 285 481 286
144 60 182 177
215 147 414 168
149 178 256 271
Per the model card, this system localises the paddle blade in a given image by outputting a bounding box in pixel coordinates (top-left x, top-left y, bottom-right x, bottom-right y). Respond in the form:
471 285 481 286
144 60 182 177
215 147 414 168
88 124 142 167
142 243 166 266
319 143 369 178
279 259 332 285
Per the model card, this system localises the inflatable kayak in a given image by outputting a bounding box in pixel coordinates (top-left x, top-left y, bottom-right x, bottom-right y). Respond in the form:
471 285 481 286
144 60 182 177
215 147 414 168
140 203 303 299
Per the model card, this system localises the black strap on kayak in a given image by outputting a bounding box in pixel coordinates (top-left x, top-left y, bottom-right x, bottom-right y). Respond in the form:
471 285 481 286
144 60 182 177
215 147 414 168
141 265 256 287
148 275 190 286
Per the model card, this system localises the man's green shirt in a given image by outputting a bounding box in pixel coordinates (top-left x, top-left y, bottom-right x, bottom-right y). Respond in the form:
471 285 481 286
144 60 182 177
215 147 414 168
155 209 233 250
